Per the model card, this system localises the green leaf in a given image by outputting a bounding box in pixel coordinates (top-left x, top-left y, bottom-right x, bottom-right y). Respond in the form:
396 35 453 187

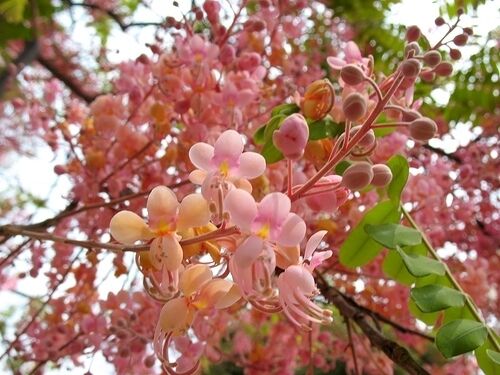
443 304 476 323
365 223 421 249
335 160 351 175
271 103 299 117
487 350 500 365
253 125 266 145
261 138 283 164
263 115 285 143
0 0 27 23
476 341 500 375
308 117 343 140
339 201 400 267
382 243 426 285
409 299 440 325
411 285 465 313
436 319 488 358
386 155 409 204
396 247 445 277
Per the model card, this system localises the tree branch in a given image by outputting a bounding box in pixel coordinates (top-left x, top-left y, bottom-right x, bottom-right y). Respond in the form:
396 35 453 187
316 273 430 375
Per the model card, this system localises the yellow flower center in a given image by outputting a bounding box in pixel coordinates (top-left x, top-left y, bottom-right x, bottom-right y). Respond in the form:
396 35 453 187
256 223 270 239
219 160 230 177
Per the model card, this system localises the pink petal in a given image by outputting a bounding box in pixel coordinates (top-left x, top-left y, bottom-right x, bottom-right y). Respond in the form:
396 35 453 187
224 188 257 232
176 193 210 231
308 250 333 271
189 169 207 185
213 130 244 164
110 211 151 245
256 192 291 230
189 142 215 171
304 230 328 261
326 56 346 70
234 235 263 269
236 152 266 179
277 213 306 247
147 186 179 226
345 41 362 62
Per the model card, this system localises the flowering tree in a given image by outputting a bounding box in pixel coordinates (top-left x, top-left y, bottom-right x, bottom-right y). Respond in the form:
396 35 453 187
0 0 498 374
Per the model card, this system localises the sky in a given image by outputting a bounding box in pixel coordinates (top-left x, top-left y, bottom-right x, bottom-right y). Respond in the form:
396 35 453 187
1 0 498 373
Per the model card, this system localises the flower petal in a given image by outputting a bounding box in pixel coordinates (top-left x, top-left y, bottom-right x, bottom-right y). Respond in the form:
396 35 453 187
110 211 151 245
188 169 207 185
234 235 263 269
277 213 306 247
256 192 291 230
213 130 244 163
224 188 257 231
150 234 183 271
304 230 328 261
179 264 213 296
236 152 266 179
326 56 346 70
177 193 210 231
189 142 215 171
159 297 189 333
147 186 179 227
195 279 241 310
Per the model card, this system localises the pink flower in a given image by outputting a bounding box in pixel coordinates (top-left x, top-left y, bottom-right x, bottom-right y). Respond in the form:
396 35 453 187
177 34 219 65
273 114 310 160
189 130 266 181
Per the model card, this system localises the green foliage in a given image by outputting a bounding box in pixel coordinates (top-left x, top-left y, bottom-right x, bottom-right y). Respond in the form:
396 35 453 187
411 285 465 313
436 319 488 358
339 201 400 267
382 243 426 285
0 0 27 23
308 117 344 140
386 155 409 204
365 223 421 249
476 342 500 375
395 246 446 277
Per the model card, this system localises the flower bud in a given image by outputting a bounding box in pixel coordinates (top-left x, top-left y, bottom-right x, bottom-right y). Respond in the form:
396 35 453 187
144 355 156 368
420 70 435 82
402 109 421 122
405 25 421 42
340 64 365 86
346 125 376 150
449 48 461 60
404 42 420 57
400 58 421 78
434 16 445 26
423 50 441 67
371 164 393 187
342 162 373 190
453 33 468 46
409 117 437 141
301 79 335 120
219 44 235 65
273 113 309 159
342 93 367 121
434 62 453 77
463 27 473 35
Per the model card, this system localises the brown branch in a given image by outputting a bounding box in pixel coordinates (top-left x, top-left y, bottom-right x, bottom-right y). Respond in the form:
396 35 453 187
423 144 462 163
316 274 430 375
37 55 98 104
0 40 39 99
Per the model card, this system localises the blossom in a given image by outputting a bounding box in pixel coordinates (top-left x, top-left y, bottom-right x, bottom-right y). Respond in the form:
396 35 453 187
110 186 210 272
277 231 333 329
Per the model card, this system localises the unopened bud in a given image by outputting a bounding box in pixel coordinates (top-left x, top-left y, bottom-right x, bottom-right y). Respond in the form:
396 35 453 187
434 16 445 26
404 42 420 57
457 8 464 16
371 164 393 187
342 162 374 190
449 48 462 60
347 125 376 149
301 79 335 120
400 58 421 78
463 27 473 35
433 62 453 77
342 93 367 121
405 25 421 42
340 64 365 86
144 355 156 368
402 109 421 122
409 117 437 141
423 50 441 67
420 70 435 82
453 33 468 46
273 113 309 159
219 44 235 65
